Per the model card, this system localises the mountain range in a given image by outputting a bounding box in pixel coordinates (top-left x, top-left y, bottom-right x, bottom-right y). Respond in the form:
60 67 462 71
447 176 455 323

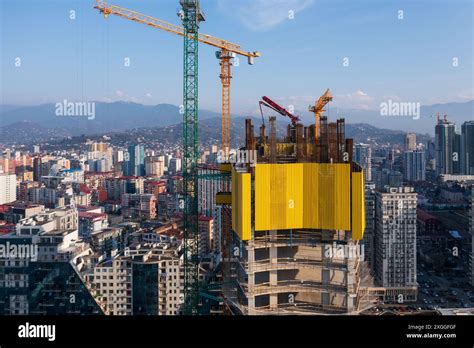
0 102 221 136
0 100 472 146
289 101 473 135
36 117 432 153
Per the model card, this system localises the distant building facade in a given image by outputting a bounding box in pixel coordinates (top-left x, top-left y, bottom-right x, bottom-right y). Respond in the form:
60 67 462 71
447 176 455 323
403 150 426 182
124 145 145 177
461 121 474 175
0 173 17 204
355 143 372 182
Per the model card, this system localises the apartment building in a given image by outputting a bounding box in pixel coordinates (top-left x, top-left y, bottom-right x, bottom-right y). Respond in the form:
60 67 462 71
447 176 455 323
0 173 17 204
374 186 418 302
121 194 157 220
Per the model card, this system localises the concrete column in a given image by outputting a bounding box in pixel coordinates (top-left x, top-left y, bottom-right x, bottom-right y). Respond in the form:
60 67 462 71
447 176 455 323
248 245 255 289
269 230 278 309
269 231 278 286
270 293 278 310
248 295 256 315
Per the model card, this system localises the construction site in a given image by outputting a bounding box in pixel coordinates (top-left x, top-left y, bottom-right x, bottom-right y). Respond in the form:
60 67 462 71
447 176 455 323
93 0 371 315
215 98 368 314
5 0 474 345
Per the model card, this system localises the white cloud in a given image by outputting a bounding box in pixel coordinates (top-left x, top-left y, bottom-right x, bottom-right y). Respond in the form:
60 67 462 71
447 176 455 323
98 97 113 103
217 0 314 31
334 90 376 110
456 89 474 101
145 93 152 98
108 90 141 103
244 90 378 114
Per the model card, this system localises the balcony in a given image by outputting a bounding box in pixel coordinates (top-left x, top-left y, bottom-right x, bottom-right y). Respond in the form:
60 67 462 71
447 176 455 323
251 280 347 296
248 257 347 273
251 302 347 315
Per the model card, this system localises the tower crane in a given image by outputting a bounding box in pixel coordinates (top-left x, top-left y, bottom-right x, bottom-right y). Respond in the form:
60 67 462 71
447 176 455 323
95 0 247 315
94 0 260 152
309 89 333 142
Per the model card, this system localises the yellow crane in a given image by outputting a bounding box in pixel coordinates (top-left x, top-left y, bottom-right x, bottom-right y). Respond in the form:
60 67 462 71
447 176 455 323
309 88 333 142
95 0 260 152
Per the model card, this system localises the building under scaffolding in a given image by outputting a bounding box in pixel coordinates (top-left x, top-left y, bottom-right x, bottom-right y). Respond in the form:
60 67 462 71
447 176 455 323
220 115 368 315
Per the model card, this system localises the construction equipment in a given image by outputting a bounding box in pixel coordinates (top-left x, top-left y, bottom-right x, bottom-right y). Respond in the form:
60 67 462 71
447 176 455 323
179 0 202 315
259 96 300 126
94 0 260 152
95 0 246 315
309 89 333 142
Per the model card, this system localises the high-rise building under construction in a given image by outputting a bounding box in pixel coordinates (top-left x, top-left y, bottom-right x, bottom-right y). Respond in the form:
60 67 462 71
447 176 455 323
223 115 366 315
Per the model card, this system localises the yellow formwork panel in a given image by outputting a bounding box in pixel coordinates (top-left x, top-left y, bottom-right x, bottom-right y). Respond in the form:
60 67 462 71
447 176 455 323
351 171 366 240
255 163 351 231
231 171 252 240
255 164 304 230
306 163 351 230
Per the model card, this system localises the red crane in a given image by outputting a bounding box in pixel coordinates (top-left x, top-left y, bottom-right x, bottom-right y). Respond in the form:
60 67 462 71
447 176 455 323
259 96 300 126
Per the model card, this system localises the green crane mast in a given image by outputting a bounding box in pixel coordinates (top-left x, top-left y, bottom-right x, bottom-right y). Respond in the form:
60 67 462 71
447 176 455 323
179 0 204 315
95 0 233 315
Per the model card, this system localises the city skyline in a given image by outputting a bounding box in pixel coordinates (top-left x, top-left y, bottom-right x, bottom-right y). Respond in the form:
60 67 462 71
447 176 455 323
0 0 473 343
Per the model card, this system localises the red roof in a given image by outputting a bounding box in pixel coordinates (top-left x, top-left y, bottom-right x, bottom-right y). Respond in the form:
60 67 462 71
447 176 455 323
0 224 15 235
79 184 92 194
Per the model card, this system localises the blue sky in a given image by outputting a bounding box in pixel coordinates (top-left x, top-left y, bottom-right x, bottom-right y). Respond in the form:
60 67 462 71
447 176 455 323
0 0 472 115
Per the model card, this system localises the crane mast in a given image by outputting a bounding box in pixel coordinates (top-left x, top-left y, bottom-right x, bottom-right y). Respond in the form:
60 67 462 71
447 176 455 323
309 89 333 143
180 0 203 315
218 49 233 155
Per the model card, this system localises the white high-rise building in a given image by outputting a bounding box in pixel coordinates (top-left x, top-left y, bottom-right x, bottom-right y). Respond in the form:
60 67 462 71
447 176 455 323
0 173 17 204
374 186 417 301
145 156 164 177
93 258 133 316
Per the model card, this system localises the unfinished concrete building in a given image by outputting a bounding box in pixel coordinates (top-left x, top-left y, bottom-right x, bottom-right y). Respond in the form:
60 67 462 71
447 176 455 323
224 117 366 315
